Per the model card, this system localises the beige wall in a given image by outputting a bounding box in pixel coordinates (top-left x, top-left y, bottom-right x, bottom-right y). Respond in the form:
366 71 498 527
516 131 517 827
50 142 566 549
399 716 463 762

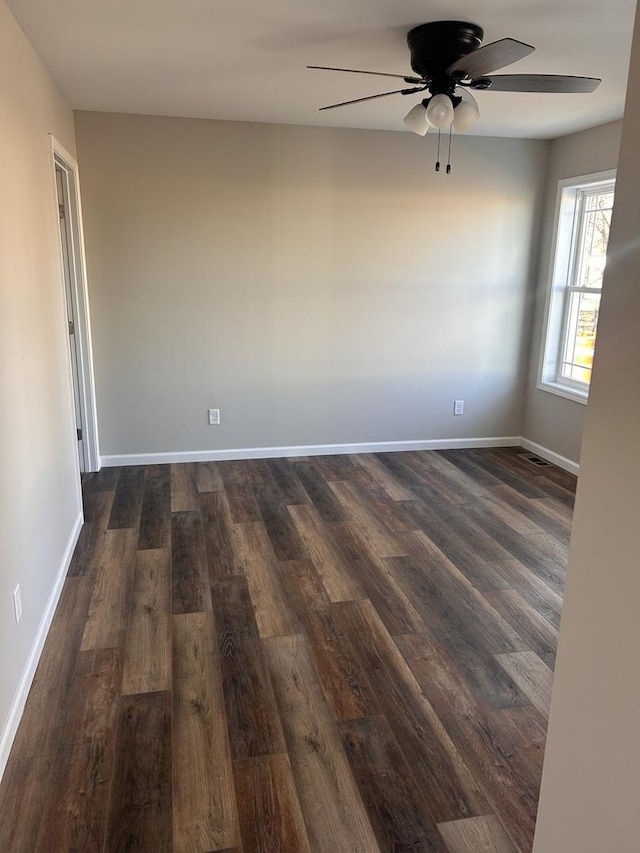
74 112 547 459
523 120 622 464
533 7 640 850
0 1 80 764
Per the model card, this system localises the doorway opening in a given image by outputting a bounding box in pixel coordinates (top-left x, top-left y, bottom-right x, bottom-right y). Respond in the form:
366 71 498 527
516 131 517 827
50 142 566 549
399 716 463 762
51 136 99 473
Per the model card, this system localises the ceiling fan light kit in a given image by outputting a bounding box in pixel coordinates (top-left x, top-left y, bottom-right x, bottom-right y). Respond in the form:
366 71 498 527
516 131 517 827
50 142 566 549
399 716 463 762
403 102 430 135
309 19 601 173
425 93 455 129
452 97 480 132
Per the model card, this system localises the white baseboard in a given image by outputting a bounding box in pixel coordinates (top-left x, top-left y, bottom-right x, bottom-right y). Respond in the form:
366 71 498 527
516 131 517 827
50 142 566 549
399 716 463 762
0 511 84 783
519 438 579 476
99 435 522 467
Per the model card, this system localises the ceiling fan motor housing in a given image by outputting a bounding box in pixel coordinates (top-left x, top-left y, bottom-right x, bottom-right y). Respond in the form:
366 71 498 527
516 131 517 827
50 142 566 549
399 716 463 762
407 21 483 91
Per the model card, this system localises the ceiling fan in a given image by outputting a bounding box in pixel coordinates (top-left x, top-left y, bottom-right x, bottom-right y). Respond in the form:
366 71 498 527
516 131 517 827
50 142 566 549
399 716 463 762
308 21 601 154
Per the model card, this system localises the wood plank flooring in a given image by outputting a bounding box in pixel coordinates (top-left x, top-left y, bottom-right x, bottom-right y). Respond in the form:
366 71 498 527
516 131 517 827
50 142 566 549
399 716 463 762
0 447 575 852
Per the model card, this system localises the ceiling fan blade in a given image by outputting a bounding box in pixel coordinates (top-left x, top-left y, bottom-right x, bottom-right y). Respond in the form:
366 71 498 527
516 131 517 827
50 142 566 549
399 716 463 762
447 38 535 79
471 74 602 93
307 65 425 84
318 86 427 111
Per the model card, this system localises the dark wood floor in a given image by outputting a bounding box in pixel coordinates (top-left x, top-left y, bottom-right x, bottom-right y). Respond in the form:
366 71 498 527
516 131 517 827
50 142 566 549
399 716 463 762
0 447 575 852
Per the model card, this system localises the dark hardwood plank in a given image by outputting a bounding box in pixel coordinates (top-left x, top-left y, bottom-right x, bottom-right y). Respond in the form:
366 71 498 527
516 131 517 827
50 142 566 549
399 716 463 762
233 521 299 638
10 577 92 759
265 634 381 852
496 651 554 719
437 449 505 489
310 453 359 482
330 479 408 558
492 559 563 630
525 530 569 567
233 754 312 853
400 500 512 593
254 481 306 561
333 599 488 823
81 528 138 650
476 491 543 536
84 465 120 493
486 589 559 670
0 754 51 852
330 520 424 636
138 464 171 550
218 628 286 759
338 715 449 851
69 489 114 577
196 460 224 492
388 534 527 672
530 473 576 508
410 450 488 504
225 482 263 523
122 549 172 694
266 457 311 505
489 483 571 545
281 559 380 720
243 457 276 484
171 510 212 615
288 503 365 602
350 476 416 536
200 490 239 577
463 504 566 595
376 452 451 507
395 631 531 714
465 448 550 499
173 612 240 851
171 462 199 512
108 465 146 529
397 632 546 853
62 647 123 747
35 648 122 852
292 461 347 522
106 691 172 852
211 575 260 637
531 495 573 526
355 453 415 501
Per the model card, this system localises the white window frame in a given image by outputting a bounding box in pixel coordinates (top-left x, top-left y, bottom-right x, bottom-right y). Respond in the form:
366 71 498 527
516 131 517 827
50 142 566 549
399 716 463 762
538 169 616 404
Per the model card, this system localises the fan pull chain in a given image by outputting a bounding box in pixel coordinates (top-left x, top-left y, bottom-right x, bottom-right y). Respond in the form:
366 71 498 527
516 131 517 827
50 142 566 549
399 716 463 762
435 129 441 172
446 126 453 174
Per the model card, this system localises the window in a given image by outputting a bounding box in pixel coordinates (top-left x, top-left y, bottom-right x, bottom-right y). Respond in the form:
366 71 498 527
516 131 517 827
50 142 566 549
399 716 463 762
538 170 616 402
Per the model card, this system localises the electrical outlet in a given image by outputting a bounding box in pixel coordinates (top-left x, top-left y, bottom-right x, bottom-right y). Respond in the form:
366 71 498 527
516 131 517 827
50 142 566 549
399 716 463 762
453 399 464 416
208 408 220 425
13 585 22 624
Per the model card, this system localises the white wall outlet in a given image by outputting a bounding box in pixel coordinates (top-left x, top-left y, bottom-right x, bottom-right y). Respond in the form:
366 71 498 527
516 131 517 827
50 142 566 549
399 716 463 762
13 584 22 624
208 408 220 425
453 399 465 416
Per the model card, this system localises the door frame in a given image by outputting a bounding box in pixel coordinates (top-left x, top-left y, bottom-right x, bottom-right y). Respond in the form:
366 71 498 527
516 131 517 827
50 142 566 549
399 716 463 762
50 135 100 472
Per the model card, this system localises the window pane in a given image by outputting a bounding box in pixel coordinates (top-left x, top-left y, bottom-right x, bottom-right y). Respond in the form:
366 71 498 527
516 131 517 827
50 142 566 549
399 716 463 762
560 290 601 385
577 192 614 289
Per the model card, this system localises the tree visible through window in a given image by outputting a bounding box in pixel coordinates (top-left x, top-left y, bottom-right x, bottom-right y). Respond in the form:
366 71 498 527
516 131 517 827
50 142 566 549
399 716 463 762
539 172 616 402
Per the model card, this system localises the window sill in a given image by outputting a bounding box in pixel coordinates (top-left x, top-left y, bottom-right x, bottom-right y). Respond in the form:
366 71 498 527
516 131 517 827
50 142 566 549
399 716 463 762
537 380 589 405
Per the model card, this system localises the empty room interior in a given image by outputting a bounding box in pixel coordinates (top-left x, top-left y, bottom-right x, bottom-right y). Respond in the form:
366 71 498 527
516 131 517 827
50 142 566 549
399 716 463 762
1 0 639 850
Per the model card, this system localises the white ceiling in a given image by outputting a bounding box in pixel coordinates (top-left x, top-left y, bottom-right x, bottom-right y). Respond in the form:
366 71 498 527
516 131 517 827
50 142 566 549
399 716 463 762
7 0 637 138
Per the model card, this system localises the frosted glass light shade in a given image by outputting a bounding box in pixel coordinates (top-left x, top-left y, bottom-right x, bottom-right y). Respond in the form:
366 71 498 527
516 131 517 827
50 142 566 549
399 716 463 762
403 103 429 135
453 99 480 132
426 94 455 129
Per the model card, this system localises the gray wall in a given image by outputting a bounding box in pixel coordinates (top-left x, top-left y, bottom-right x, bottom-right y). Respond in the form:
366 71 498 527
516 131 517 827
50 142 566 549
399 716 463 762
74 112 548 459
533 6 640 848
523 120 622 464
0 1 79 763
